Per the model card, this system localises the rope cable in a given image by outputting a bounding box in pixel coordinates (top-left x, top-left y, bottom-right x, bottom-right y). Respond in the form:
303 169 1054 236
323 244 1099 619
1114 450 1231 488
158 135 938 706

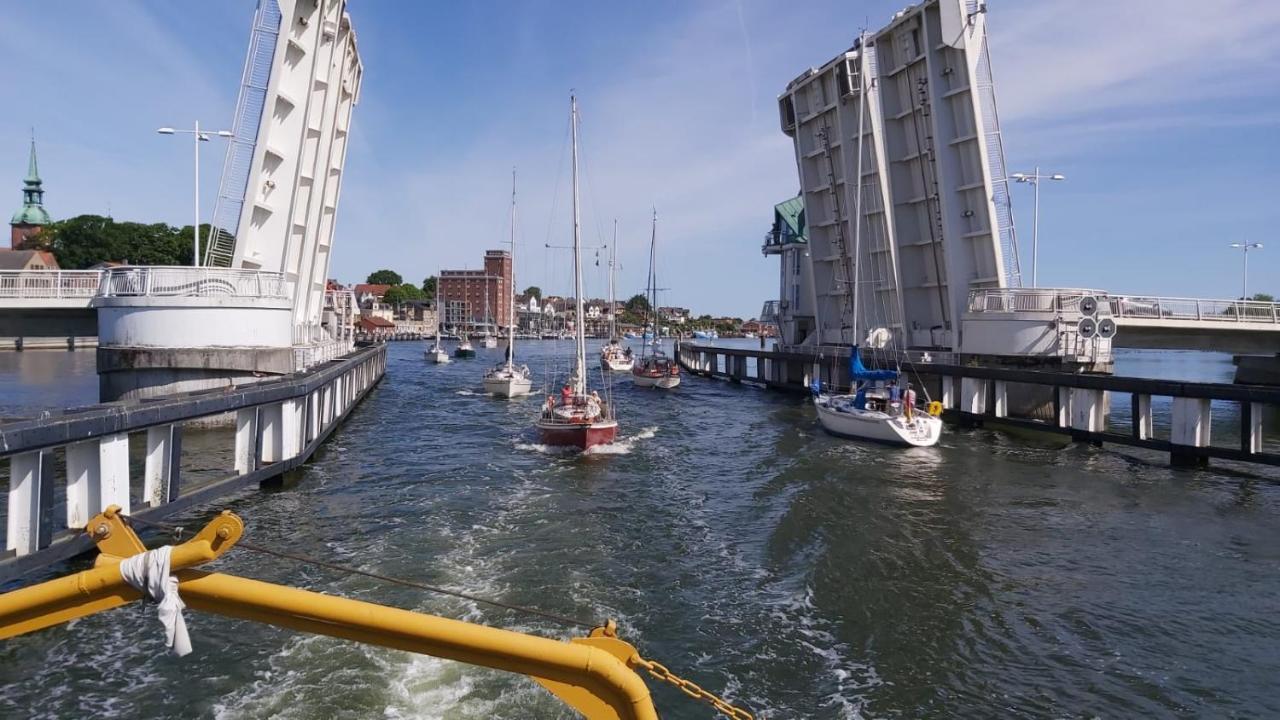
119 513 598 631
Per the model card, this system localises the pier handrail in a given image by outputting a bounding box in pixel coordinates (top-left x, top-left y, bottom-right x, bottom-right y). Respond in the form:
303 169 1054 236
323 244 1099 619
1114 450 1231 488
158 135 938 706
96 266 288 299
0 269 102 299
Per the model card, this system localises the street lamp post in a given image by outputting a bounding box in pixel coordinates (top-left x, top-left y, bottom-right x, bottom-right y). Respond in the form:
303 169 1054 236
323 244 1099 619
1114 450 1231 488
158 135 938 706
157 122 233 267
1229 242 1263 299
1010 166 1065 287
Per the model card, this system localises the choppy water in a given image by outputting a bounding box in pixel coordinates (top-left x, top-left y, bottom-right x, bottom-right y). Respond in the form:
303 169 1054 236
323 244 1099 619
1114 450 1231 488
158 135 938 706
1 342 1278 718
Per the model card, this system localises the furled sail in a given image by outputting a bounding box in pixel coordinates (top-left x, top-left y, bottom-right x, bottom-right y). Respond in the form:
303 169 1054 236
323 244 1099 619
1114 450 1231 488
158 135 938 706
850 346 897 382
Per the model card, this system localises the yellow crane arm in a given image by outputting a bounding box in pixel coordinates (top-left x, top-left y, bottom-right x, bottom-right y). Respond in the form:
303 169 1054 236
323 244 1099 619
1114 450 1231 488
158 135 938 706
0 507 657 720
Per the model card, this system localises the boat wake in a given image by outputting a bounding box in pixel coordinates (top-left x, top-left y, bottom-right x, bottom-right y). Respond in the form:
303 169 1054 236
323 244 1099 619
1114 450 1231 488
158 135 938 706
454 389 480 396
583 426 658 455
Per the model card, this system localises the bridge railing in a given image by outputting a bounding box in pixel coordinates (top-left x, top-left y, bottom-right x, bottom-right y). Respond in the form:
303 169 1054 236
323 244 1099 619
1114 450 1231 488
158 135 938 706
96 266 288 299
0 343 387 581
0 270 102 299
1108 296 1280 324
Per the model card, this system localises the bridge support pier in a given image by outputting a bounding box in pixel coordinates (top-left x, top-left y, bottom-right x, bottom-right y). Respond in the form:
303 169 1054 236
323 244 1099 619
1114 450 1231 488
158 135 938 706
1234 354 1280 386
1170 397 1211 467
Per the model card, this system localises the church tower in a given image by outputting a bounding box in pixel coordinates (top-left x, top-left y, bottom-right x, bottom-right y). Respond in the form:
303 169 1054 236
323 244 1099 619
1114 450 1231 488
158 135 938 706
10 136 51 250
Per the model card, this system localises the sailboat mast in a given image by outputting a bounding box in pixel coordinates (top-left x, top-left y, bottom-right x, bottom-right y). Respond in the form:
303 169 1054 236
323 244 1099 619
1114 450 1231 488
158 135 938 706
850 34 867 348
647 209 657 352
570 94 587 395
609 219 617 340
508 168 517 366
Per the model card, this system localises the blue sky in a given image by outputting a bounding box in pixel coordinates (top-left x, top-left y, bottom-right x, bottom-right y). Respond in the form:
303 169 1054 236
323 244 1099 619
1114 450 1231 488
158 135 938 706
2 0 1278 315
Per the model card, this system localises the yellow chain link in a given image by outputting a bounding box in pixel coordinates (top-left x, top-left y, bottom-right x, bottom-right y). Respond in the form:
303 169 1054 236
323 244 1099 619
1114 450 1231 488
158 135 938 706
632 656 754 720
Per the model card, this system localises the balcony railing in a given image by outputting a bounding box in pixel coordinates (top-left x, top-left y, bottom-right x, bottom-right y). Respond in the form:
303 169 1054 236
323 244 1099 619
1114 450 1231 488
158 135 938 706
763 229 806 248
97 266 288 299
0 270 103 299
966 288 1108 314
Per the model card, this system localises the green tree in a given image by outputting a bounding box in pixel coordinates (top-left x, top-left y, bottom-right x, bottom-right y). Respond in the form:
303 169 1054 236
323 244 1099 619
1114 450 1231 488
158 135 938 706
367 269 402 285
523 286 542 301
422 275 438 297
383 283 426 305
625 293 650 314
1251 293 1274 302
37 214 207 268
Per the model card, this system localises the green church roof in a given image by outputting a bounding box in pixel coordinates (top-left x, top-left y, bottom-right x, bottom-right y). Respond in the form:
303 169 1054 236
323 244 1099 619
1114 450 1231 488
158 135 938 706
10 138 50 227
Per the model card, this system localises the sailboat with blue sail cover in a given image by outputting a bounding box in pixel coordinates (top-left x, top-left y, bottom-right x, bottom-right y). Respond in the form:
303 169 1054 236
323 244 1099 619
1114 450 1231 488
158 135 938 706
811 34 941 448
813 347 941 447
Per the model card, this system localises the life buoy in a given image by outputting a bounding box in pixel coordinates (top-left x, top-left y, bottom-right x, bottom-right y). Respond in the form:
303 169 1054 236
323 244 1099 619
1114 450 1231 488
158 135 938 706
927 401 943 417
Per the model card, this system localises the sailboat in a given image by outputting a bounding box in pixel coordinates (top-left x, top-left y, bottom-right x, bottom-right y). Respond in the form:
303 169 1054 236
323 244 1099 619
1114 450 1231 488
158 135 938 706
425 273 450 364
631 210 680 389
535 95 619 449
484 170 533 398
600 219 634 372
454 274 476 358
811 38 941 447
480 280 499 349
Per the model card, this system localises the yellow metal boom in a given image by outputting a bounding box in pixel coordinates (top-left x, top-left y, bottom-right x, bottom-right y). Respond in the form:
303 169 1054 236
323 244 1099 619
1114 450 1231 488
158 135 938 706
0 507 658 720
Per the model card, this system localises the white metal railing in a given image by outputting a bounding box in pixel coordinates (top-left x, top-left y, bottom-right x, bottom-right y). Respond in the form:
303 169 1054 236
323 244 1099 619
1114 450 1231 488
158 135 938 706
0 270 103 299
968 288 1280 324
96 266 287 299
1109 296 1280 324
966 288 1108 314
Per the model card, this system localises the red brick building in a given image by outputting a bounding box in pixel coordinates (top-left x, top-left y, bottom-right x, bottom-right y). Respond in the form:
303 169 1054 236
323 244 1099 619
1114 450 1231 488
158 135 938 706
438 250 512 331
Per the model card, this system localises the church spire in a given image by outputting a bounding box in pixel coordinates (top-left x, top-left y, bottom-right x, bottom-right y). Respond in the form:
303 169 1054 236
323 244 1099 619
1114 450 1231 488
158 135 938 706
11 131 52 247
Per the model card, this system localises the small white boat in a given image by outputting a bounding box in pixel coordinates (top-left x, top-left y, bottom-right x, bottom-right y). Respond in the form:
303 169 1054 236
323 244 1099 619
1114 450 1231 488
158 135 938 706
454 340 476 358
814 391 941 447
601 345 635 372
480 334 498 349
483 362 532 397
483 170 531 399
426 273 450 363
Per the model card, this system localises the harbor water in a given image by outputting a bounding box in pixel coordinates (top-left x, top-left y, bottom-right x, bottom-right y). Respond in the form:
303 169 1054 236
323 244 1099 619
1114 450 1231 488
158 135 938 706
0 341 1278 718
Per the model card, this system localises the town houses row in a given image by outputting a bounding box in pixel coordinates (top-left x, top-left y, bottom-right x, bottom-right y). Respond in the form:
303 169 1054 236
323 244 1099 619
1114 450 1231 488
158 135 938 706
339 248 771 341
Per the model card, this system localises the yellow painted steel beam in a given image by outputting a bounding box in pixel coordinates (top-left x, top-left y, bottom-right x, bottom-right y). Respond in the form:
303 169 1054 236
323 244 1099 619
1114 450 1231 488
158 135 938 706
0 508 658 720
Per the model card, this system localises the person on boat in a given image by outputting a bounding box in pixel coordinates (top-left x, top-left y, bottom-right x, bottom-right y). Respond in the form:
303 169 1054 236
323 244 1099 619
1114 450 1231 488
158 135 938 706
903 382 917 422
887 380 902 415
544 394 556 416
561 384 574 405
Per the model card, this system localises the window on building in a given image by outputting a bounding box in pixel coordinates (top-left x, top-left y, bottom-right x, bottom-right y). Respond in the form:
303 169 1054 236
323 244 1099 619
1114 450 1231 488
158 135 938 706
793 250 800 276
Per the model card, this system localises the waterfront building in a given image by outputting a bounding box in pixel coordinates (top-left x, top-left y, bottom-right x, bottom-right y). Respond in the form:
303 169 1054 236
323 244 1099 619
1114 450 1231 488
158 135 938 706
658 306 689 325
438 249 513 332
8 137 51 251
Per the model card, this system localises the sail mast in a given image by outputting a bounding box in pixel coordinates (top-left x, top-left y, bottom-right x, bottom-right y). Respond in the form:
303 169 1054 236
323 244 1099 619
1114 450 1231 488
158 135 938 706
508 168 517 367
570 94 587 395
609 219 617 340
850 33 867 349
646 209 657 355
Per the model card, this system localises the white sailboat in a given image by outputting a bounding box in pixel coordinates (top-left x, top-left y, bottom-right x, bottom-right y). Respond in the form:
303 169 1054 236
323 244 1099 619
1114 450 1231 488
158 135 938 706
425 272 450 364
631 210 680 389
812 38 941 447
535 95 618 449
480 282 499 349
600 219 634 372
484 170 532 398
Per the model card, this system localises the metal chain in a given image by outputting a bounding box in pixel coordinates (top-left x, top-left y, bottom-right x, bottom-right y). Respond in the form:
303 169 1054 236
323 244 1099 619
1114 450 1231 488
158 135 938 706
632 656 754 720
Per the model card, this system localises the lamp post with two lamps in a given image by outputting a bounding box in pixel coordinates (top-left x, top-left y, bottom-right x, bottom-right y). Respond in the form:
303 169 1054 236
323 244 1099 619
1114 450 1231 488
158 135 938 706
1229 242 1263 300
157 122 233 267
1010 167 1065 287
